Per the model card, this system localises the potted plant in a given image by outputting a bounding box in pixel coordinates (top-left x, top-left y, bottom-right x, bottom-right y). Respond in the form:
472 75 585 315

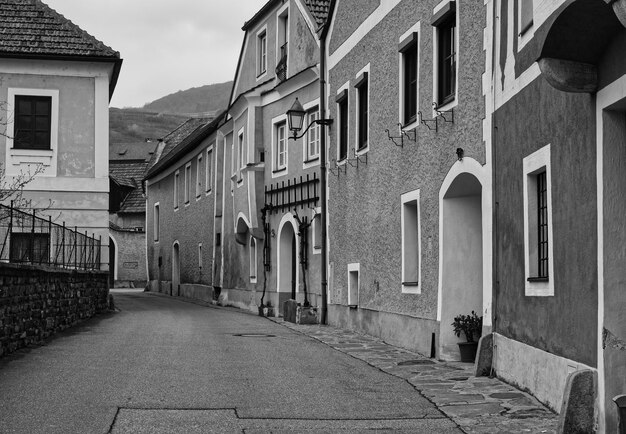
451 311 483 362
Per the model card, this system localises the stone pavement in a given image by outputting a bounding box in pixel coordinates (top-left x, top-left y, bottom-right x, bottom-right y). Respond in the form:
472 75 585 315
270 318 559 434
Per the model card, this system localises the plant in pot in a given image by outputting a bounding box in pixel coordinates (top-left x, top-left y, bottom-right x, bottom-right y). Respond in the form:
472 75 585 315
451 311 483 363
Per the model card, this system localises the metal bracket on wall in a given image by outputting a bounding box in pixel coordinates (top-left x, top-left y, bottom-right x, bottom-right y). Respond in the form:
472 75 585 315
433 102 454 124
418 111 438 131
385 123 417 147
346 148 368 168
328 159 346 176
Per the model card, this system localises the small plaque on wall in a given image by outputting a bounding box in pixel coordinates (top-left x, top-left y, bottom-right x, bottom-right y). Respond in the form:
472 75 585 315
123 262 139 269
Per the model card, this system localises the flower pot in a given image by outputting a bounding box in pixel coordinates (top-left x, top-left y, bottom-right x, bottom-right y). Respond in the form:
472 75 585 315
457 341 479 363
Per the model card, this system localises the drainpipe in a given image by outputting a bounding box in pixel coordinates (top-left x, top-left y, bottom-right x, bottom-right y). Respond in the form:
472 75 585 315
319 27 328 325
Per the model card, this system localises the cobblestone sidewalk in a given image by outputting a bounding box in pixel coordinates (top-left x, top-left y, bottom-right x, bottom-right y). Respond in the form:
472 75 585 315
271 319 558 434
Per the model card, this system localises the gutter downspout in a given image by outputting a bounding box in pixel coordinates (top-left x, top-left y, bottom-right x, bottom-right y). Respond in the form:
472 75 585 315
319 26 329 325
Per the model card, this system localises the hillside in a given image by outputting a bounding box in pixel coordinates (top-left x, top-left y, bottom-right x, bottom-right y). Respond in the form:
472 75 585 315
109 108 189 144
142 81 232 115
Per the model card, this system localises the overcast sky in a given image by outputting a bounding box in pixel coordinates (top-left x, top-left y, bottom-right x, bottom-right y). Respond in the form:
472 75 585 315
44 0 267 108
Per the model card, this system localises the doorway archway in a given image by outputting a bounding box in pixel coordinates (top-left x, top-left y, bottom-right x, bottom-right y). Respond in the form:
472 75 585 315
109 236 117 288
439 168 484 361
277 214 299 302
172 241 180 296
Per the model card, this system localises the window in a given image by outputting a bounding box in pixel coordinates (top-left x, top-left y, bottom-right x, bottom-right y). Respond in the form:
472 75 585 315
14 95 52 150
399 32 418 125
206 148 213 193
306 110 320 161
257 29 267 77
174 170 180 209
348 263 360 307
435 12 457 106
238 129 245 177
198 243 203 269
275 122 287 171
250 237 257 282
523 144 553 296
336 89 348 161
401 189 421 293
355 71 369 151
196 154 203 198
276 6 289 81
184 163 191 204
312 210 321 254
10 232 49 264
153 203 160 242
519 0 534 35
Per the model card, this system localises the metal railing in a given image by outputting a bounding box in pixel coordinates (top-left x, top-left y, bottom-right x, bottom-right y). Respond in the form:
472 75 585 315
0 202 101 270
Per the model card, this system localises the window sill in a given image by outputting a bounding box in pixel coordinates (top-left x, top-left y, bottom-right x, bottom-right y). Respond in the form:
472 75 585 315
304 157 320 164
355 146 369 155
527 277 549 283
272 168 287 174
337 157 347 165
402 281 419 286
10 147 53 153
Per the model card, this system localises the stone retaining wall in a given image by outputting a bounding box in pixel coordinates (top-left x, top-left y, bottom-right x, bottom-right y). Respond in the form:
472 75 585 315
0 263 109 357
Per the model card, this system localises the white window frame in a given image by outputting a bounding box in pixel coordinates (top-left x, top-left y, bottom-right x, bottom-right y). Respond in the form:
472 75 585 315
336 81 350 164
205 146 213 194
276 3 289 77
6 88 59 177
355 64 370 156
174 170 180 210
271 114 288 177
517 0 535 51
523 144 554 297
153 202 160 242
250 236 258 283
302 99 321 169
196 154 203 200
401 189 421 294
432 0 459 114
237 127 245 185
312 207 321 255
398 23 420 130
347 263 360 307
256 25 268 80
184 162 191 205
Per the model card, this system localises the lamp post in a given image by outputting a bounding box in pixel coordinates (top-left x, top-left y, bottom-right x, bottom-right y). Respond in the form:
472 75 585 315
287 97 332 324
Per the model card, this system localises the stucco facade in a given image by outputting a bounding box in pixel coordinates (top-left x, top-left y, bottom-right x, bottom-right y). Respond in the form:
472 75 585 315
217 0 326 314
0 3 121 270
488 0 626 430
325 0 489 360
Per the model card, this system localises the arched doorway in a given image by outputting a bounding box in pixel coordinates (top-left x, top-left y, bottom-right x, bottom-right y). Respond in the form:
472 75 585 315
109 236 117 288
439 172 483 361
278 217 298 301
172 241 180 296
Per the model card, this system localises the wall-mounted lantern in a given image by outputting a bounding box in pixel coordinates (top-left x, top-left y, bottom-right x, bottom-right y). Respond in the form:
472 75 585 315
287 97 333 140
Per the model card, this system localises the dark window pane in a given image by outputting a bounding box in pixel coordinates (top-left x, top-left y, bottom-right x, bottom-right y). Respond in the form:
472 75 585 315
404 46 417 124
358 83 368 150
437 16 456 105
339 100 348 160
14 95 51 150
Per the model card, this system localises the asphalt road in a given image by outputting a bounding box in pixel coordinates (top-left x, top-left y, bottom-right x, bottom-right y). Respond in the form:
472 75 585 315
0 290 461 433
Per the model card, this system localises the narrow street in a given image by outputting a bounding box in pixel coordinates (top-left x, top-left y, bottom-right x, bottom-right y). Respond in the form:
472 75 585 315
0 290 460 433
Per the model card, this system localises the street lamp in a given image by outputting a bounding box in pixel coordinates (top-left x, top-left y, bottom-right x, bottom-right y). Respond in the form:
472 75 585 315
287 96 333 324
287 97 333 140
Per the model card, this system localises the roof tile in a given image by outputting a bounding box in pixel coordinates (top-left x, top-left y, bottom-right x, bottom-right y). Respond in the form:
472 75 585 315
0 0 119 58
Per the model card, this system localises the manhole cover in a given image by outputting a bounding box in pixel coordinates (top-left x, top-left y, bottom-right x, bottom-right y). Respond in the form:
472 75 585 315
233 333 276 337
490 392 525 399
397 359 436 366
